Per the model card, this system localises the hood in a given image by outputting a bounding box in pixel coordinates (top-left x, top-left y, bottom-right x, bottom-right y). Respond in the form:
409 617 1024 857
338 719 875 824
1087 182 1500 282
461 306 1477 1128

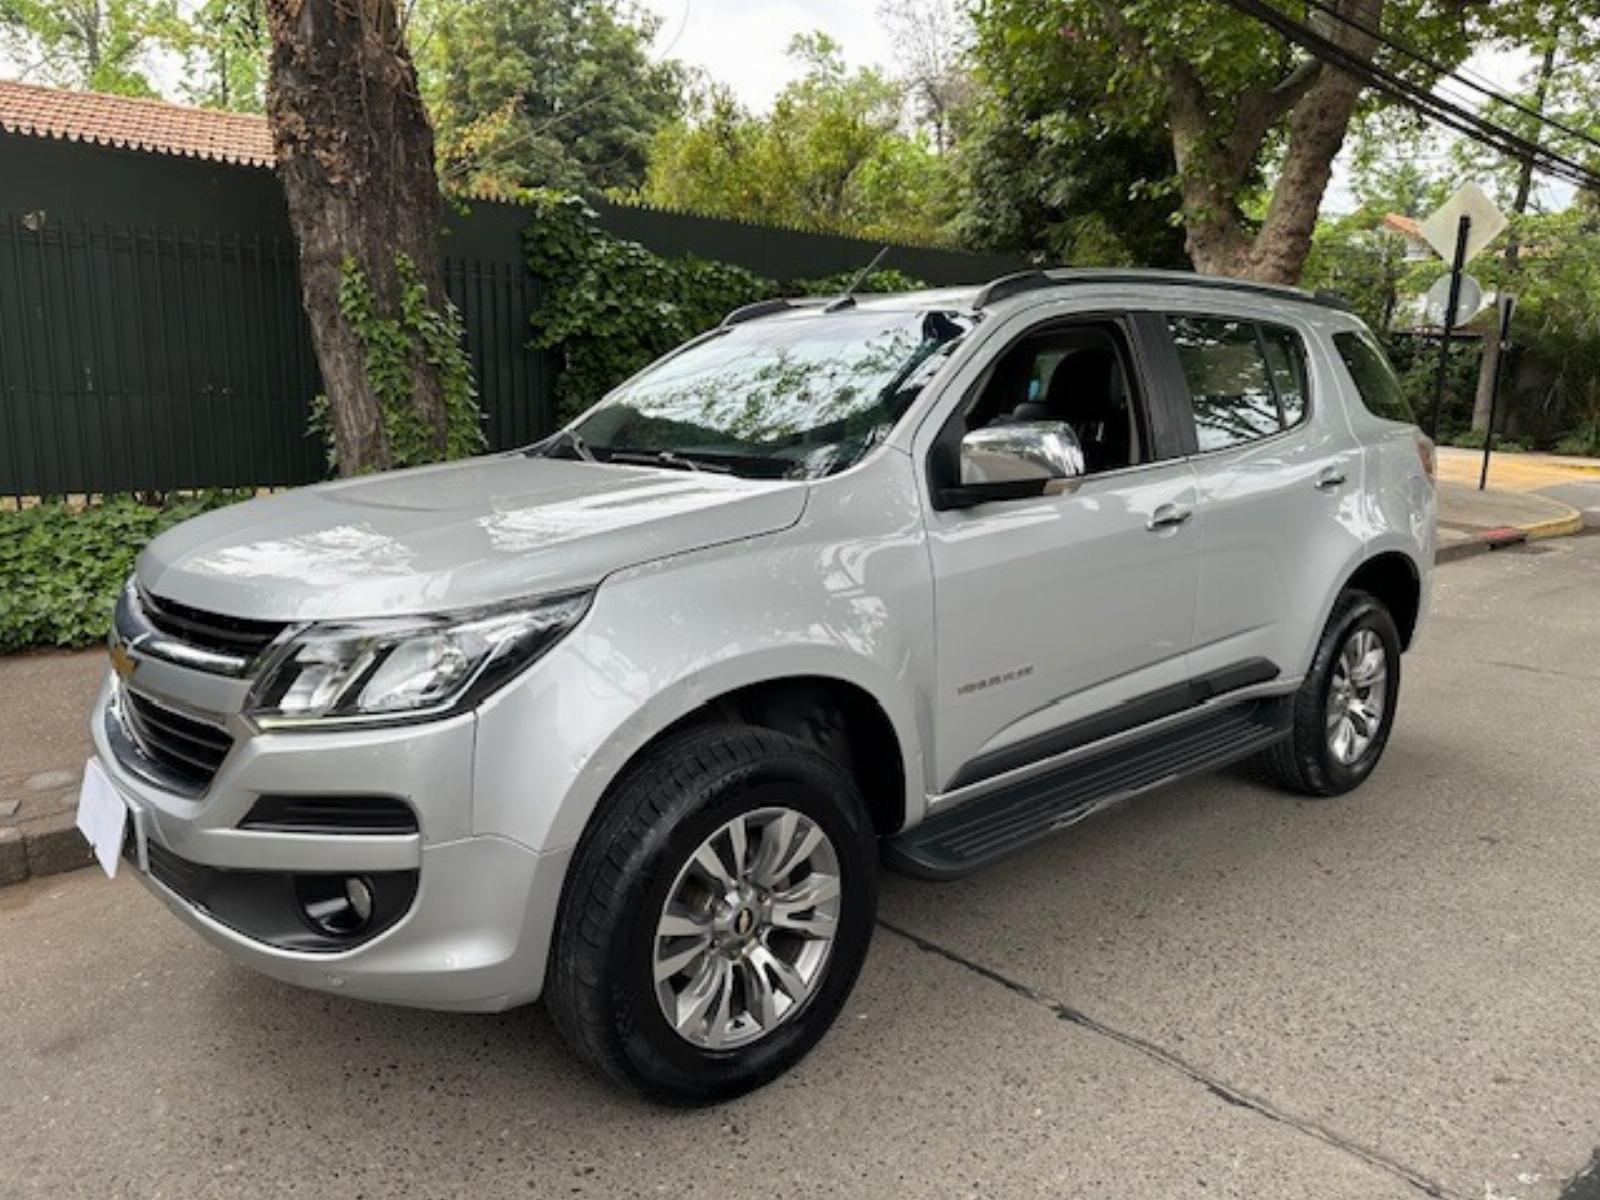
138 455 808 620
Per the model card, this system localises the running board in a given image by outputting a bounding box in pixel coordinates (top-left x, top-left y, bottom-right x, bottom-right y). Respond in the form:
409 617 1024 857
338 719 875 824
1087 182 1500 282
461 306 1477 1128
885 699 1291 881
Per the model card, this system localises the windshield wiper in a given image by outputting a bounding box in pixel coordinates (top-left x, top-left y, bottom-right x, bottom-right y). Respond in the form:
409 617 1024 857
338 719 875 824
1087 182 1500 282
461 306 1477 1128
604 449 732 474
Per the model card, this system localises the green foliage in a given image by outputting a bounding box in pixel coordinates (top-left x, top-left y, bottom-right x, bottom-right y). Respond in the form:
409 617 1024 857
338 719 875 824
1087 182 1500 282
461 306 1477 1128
1553 424 1600 457
638 35 959 244
1388 334 1482 439
420 0 684 196
320 254 485 470
0 0 181 95
957 3 1186 267
787 267 927 295
525 192 776 422
1498 213 1600 450
1444 427 1528 451
522 192 930 423
0 493 246 652
174 0 266 112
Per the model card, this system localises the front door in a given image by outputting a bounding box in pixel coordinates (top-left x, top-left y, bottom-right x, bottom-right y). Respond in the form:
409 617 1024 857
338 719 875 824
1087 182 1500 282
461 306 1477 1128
923 316 1200 793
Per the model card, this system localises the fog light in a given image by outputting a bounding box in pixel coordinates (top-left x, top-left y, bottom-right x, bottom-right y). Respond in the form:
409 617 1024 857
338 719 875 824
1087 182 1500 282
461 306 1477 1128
295 875 375 937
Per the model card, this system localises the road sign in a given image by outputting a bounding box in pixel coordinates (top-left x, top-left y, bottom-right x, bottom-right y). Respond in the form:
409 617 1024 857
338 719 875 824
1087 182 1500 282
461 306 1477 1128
1419 182 1507 264
1424 272 1485 328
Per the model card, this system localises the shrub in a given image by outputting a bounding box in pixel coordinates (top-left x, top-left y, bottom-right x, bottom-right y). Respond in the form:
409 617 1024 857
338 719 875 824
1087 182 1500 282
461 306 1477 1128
1444 428 1527 452
524 191 927 423
1553 423 1600 458
0 493 247 653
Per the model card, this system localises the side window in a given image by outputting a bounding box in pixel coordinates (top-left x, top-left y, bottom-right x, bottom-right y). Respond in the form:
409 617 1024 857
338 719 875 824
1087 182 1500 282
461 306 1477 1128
1260 326 1308 427
1167 316 1310 451
1167 317 1280 451
1333 330 1414 424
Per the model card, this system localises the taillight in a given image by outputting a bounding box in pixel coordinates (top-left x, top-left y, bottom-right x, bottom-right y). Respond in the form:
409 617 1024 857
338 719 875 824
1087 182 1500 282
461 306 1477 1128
1416 434 1436 483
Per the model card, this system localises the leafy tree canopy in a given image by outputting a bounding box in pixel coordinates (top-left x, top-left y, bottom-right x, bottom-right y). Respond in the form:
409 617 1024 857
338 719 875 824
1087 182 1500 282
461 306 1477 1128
958 4 1187 267
420 0 685 196
638 33 959 244
967 0 1510 282
0 0 179 95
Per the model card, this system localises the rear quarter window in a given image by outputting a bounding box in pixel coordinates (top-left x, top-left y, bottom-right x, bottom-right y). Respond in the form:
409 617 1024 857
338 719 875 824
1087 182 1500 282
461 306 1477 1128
1333 331 1415 424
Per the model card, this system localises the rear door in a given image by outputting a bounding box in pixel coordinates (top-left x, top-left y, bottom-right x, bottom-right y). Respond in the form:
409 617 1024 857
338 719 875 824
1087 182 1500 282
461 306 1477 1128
1154 311 1365 685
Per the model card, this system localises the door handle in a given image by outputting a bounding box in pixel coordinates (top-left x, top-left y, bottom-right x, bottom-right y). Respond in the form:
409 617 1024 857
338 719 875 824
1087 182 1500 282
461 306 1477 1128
1314 468 1347 491
1146 503 1193 531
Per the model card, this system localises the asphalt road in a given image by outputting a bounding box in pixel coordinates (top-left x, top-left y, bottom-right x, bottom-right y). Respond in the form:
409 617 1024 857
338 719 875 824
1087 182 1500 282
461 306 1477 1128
4 536 1600 1200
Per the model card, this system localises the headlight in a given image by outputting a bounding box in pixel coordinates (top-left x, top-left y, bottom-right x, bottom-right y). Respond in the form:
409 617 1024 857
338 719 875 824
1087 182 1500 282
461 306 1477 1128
245 592 590 729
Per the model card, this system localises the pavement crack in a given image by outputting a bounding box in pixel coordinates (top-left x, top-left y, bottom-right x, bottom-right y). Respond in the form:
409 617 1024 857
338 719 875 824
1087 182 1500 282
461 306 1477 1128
877 917 1459 1200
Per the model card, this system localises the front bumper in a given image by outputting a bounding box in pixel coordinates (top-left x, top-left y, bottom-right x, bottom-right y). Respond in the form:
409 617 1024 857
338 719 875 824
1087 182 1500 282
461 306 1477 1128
91 674 570 1012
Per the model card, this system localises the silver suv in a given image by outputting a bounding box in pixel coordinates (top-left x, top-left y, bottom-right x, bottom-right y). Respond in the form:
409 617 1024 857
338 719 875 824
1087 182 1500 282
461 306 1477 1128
85 270 1435 1102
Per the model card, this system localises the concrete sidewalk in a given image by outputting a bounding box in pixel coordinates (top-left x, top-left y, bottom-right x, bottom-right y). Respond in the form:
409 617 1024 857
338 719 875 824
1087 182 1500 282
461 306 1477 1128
1436 444 1600 492
0 650 105 885
1434 479 1585 561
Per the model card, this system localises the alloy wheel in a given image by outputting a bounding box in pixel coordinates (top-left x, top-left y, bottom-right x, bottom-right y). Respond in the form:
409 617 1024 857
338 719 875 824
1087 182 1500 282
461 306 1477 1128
1326 628 1388 765
653 807 841 1051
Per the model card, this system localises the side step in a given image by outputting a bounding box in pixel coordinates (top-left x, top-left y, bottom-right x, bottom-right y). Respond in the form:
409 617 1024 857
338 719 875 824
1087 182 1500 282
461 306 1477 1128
884 699 1291 880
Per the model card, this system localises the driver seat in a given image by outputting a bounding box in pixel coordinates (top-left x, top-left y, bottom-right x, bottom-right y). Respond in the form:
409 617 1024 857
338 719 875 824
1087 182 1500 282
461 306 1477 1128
1011 348 1132 474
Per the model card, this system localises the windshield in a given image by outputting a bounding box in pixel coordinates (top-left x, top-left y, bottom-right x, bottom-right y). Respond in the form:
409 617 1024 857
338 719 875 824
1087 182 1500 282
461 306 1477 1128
547 309 974 480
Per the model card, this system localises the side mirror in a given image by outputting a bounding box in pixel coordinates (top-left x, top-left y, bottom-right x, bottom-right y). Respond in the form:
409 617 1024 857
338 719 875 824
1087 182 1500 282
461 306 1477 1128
937 421 1085 509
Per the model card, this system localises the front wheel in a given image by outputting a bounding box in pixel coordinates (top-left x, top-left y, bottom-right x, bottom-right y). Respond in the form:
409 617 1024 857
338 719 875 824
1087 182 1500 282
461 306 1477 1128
545 725 878 1104
1262 589 1402 797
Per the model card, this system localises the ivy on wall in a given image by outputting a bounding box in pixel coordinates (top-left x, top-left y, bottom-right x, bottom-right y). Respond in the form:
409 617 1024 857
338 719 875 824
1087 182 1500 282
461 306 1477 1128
310 254 486 470
523 191 924 423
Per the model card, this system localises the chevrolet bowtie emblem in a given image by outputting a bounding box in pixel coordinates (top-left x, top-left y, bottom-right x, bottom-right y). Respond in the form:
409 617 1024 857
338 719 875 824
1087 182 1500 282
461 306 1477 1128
109 639 139 681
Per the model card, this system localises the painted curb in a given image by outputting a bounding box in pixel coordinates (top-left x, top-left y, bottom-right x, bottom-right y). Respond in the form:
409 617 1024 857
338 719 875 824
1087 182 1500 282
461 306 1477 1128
1523 508 1587 541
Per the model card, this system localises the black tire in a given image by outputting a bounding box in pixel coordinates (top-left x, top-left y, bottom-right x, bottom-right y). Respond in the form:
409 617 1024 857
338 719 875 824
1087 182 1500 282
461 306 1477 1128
1262 589 1402 797
545 724 879 1105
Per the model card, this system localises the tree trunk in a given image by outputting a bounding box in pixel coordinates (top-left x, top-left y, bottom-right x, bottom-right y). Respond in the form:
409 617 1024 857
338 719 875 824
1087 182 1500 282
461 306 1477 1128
1246 0 1378 284
1155 0 1381 285
264 0 448 475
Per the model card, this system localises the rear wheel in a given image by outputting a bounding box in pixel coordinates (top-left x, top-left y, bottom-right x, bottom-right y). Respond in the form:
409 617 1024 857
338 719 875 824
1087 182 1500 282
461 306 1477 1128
546 725 878 1104
1263 590 1401 797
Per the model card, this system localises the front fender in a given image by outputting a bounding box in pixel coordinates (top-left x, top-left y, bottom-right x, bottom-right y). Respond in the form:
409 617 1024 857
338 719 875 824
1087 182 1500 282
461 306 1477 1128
470 476 933 855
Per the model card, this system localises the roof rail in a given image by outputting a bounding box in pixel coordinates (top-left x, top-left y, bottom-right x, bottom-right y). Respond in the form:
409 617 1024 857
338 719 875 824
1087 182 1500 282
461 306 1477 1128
722 298 799 326
972 270 1053 310
971 268 1354 314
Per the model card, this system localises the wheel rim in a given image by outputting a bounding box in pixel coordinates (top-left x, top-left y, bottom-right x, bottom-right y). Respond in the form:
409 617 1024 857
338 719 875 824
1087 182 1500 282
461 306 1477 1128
653 807 842 1050
1326 627 1388 766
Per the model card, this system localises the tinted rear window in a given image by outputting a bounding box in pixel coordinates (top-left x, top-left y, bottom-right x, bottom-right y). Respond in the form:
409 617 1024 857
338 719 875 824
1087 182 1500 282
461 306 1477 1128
1333 331 1414 424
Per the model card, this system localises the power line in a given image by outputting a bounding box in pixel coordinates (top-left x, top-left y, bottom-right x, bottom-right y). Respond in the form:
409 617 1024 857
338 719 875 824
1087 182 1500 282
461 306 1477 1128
1212 0 1600 192
1300 0 1600 157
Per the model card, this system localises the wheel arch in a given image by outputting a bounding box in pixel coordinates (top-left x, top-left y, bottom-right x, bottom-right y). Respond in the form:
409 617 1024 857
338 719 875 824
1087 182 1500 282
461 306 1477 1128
604 673 911 839
1344 549 1423 649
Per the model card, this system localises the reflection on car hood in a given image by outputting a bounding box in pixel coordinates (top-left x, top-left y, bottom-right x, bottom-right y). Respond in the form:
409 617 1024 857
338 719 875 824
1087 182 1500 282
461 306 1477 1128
137 455 808 620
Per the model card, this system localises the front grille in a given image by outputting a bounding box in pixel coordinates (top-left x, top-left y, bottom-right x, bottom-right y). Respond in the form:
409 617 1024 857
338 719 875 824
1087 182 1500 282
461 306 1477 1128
137 589 287 661
120 689 234 792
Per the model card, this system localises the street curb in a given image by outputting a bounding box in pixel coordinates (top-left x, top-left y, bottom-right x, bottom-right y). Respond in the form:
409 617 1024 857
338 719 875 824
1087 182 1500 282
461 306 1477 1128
1523 508 1587 541
1436 494 1586 564
24 812 95 878
1436 530 1524 563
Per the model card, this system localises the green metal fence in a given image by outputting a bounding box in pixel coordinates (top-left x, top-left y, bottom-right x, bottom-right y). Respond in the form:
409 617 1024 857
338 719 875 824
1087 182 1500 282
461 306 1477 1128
0 215 552 500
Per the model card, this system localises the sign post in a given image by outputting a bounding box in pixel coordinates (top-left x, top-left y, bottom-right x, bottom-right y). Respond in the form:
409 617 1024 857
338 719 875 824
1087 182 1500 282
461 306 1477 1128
1417 182 1508 440
1479 294 1517 491
1427 213 1471 440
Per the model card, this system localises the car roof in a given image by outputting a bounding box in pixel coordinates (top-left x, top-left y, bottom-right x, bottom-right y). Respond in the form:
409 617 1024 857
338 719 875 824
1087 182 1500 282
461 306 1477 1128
723 268 1351 328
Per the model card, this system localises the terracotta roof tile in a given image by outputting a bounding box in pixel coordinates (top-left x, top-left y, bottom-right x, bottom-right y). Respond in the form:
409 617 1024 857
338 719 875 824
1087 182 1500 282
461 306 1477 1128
1382 212 1423 239
0 79 275 168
